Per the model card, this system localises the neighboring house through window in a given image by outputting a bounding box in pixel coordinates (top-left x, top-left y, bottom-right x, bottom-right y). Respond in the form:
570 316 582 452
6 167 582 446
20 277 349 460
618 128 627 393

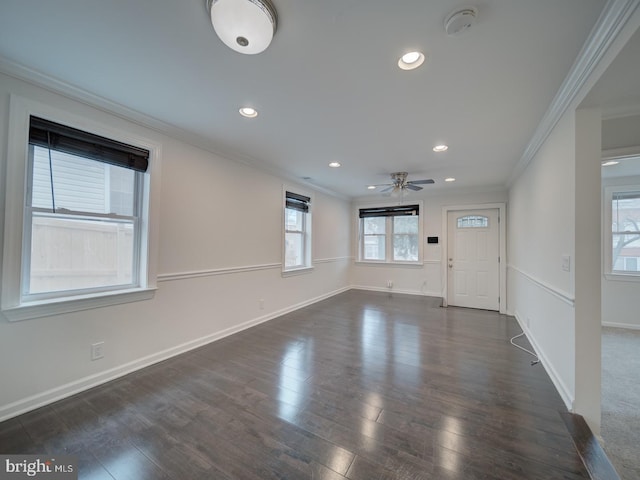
358 203 422 263
283 191 312 272
25 116 147 297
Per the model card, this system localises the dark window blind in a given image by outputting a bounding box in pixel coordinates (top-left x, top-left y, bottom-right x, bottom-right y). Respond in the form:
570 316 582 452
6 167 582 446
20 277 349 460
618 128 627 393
286 191 310 213
612 192 640 201
359 204 419 218
29 116 149 172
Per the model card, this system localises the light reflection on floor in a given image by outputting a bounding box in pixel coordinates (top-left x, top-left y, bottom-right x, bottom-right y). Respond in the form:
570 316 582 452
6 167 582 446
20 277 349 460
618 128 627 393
438 416 464 473
278 340 313 423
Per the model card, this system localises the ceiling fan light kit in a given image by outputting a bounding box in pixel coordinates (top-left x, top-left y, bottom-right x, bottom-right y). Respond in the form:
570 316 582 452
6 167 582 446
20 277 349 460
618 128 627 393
376 172 435 197
207 0 277 54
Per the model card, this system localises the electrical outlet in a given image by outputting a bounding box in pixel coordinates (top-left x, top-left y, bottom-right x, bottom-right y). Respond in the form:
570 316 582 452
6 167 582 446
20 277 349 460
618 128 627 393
526 317 531 328
387 280 393 288
259 299 264 310
562 254 571 272
91 342 104 361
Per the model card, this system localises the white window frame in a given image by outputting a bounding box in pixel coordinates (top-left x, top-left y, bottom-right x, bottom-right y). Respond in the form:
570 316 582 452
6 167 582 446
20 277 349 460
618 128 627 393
603 184 640 282
282 188 313 276
356 201 423 265
1 95 162 321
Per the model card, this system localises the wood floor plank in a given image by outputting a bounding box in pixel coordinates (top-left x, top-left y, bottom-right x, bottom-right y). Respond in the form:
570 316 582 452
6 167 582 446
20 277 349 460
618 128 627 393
0 290 596 479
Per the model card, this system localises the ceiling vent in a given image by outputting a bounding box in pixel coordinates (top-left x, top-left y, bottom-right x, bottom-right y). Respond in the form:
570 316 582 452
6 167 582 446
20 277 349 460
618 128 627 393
444 7 477 36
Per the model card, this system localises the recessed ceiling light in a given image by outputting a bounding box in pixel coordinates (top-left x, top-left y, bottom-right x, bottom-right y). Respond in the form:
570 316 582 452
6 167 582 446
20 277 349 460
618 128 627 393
602 160 619 166
367 185 376 190
433 144 448 152
239 107 258 118
329 162 341 168
398 51 425 71
445 177 456 182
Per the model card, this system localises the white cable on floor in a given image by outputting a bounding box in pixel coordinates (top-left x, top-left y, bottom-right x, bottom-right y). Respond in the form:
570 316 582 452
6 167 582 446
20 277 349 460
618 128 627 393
510 330 540 366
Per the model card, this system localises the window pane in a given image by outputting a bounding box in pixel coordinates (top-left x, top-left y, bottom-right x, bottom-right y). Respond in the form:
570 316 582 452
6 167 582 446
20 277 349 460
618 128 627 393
612 194 640 233
363 217 385 235
612 233 640 272
285 208 304 231
457 215 488 228
285 232 303 266
29 214 134 294
363 235 385 260
32 146 135 216
394 216 418 234
393 234 418 261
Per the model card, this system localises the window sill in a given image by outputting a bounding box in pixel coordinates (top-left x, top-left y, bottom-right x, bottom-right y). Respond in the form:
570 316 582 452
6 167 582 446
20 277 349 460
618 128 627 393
603 272 640 283
355 261 424 268
2 287 157 322
282 266 314 277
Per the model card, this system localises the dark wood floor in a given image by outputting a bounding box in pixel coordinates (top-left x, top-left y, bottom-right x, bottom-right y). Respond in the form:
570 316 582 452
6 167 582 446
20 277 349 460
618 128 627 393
0 290 593 479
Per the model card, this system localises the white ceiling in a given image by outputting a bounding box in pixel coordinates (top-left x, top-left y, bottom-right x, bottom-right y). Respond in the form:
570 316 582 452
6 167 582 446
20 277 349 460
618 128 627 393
0 0 611 198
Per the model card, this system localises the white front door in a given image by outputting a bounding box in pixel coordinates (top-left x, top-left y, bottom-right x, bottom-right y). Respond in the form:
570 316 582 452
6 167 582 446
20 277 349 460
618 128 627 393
447 209 500 310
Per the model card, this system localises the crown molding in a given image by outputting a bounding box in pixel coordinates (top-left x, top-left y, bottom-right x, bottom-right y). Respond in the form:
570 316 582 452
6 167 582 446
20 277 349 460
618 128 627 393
507 0 640 186
0 58 349 201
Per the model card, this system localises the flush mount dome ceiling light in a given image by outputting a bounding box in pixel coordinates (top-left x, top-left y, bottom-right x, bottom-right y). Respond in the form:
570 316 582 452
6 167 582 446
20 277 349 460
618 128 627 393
207 0 277 54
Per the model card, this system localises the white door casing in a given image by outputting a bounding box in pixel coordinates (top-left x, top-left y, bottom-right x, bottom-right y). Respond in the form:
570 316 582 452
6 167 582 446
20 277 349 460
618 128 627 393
447 209 500 310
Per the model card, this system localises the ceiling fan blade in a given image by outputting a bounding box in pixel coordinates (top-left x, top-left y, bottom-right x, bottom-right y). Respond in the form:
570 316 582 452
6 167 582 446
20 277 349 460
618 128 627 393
379 185 395 194
405 184 423 191
407 179 435 185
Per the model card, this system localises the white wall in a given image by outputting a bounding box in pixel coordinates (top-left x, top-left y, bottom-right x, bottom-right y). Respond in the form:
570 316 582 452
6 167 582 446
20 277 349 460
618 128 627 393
351 189 507 297
602 174 640 329
507 111 577 410
602 114 640 151
508 106 603 433
0 73 351 420
573 107 602 434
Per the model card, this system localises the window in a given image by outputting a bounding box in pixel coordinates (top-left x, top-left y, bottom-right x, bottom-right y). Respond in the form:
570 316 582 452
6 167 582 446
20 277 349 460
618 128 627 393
24 116 148 299
457 215 489 228
358 204 421 263
2 96 160 321
609 190 640 275
284 191 312 272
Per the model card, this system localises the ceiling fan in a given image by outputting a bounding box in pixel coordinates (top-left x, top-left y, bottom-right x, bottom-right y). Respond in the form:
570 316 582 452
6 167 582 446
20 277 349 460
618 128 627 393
374 172 434 195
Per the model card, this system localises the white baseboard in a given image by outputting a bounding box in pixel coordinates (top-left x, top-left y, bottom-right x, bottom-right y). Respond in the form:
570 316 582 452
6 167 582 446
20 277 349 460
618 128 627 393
514 311 575 411
0 286 350 422
351 285 442 297
602 321 640 330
